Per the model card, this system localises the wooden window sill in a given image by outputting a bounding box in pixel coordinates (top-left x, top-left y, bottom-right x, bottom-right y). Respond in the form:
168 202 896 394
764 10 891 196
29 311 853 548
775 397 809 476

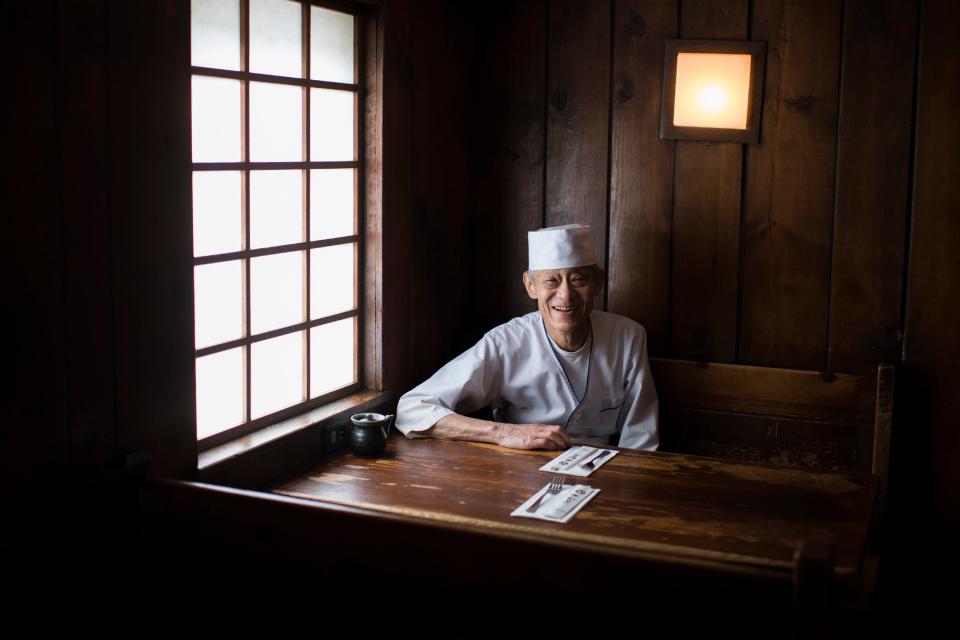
197 389 391 486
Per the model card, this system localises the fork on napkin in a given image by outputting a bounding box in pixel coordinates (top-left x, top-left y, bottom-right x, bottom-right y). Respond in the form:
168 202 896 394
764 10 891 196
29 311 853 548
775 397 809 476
526 474 564 513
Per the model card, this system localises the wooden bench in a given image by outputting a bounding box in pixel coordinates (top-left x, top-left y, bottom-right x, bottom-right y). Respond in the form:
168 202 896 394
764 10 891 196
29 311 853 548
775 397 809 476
651 358 893 484
651 358 893 621
136 471 863 636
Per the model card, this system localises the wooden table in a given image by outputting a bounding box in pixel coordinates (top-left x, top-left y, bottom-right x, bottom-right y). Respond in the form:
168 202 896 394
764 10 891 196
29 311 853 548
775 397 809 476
269 435 878 623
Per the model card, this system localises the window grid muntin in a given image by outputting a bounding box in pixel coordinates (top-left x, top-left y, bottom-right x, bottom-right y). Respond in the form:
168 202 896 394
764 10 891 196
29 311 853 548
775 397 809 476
192 0 361 447
191 65 358 91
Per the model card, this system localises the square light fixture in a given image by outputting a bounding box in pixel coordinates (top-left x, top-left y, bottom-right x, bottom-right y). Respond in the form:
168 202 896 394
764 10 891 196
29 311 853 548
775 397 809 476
660 39 766 144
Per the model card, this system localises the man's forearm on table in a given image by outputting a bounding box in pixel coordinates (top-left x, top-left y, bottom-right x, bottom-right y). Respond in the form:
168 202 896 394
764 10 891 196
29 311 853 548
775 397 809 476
423 413 501 443
421 413 571 450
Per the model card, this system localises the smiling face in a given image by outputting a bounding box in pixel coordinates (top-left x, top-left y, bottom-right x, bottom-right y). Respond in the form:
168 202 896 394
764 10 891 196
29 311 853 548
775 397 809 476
523 266 603 351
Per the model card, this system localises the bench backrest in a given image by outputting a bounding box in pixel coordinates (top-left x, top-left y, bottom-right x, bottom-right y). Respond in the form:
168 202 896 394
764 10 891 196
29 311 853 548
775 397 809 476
650 359 893 487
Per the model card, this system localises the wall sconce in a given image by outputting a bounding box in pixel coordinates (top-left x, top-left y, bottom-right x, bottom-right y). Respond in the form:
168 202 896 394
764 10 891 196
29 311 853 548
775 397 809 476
660 39 766 144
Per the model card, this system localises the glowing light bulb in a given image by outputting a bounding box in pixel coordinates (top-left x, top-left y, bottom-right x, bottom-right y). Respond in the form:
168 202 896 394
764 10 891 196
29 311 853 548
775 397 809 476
697 85 728 113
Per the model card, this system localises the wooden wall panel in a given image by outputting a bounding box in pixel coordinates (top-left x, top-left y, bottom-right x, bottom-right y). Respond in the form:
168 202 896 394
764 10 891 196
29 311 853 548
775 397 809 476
380 0 416 394
546 0 611 271
108 1 196 478
7 0 69 550
669 0 746 362
9 1 122 617
470 0 547 335
827 0 916 374
739 0 842 370
60 0 116 467
607 0 677 355
467 0 923 379
903 0 960 543
408 0 473 383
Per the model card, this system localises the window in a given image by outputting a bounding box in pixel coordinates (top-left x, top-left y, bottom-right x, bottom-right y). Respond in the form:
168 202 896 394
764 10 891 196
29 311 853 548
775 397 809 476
190 0 364 448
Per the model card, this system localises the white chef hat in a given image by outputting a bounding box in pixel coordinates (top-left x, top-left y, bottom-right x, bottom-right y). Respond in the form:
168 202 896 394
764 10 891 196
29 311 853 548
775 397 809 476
528 224 598 271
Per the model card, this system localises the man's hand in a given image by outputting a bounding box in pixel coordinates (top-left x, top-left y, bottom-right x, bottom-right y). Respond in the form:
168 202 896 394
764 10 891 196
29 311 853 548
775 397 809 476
426 414 571 450
494 423 570 450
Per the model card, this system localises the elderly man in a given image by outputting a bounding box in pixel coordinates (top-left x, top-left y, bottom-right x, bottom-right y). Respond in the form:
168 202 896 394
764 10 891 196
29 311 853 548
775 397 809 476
396 224 658 451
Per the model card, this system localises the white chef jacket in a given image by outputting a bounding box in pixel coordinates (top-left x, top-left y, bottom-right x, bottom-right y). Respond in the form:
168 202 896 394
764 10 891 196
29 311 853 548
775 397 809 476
395 310 659 450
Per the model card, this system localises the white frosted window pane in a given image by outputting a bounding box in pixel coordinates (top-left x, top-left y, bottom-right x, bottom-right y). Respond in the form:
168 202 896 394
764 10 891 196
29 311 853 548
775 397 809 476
249 0 302 77
191 0 240 70
193 171 242 256
194 261 243 349
251 252 303 334
310 169 355 239
310 7 354 83
310 89 354 161
196 348 244 439
252 332 304 418
192 76 241 162
250 82 303 162
250 171 303 249
310 244 355 319
311 319 355 397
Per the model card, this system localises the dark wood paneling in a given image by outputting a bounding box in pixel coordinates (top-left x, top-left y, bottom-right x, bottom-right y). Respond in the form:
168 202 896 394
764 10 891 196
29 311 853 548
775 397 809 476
470 0 547 333
60 0 116 468
380 0 415 393
108 1 196 478
670 0 746 363
903 0 960 540
546 0 610 271
607 0 677 355
7 0 69 550
408 0 472 383
740 0 842 370
828 0 916 374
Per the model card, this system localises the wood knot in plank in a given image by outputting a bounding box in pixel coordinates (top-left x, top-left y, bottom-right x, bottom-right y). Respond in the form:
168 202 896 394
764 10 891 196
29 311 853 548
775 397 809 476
551 89 567 113
787 95 818 112
626 14 647 37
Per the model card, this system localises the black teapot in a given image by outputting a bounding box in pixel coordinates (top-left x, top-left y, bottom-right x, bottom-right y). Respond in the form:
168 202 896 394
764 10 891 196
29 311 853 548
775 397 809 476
349 412 394 456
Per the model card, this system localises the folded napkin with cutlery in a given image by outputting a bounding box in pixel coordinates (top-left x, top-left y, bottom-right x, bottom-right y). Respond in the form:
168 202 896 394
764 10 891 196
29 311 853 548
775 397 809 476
539 445 618 477
511 481 600 523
